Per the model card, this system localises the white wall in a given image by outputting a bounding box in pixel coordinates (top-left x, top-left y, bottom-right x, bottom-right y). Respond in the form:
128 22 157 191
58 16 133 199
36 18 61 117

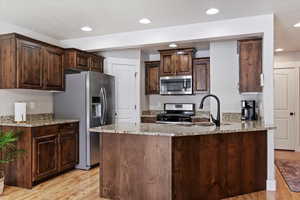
98 49 141 59
274 51 300 68
140 51 150 111
0 20 62 116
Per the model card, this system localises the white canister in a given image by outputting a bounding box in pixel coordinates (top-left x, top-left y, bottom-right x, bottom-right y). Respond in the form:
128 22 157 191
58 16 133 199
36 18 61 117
14 102 27 123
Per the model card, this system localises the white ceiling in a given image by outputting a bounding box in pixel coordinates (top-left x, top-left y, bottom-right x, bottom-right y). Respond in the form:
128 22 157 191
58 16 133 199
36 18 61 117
0 0 300 51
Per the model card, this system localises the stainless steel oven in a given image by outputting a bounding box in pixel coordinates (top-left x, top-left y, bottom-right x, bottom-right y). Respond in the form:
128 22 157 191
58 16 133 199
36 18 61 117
160 75 192 95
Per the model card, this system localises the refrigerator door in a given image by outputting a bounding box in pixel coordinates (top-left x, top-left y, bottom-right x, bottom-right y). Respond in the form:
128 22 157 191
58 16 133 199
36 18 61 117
87 72 115 167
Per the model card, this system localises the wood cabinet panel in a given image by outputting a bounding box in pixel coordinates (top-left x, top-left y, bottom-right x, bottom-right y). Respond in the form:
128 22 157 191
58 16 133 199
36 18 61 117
160 54 174 76
60 131 78 171
159 48 194 77
43 47 64 90
89 54 104 72
145 61 160 94
17 39 43 89
33 134 59 181
239 39 262 93
193 58 210 93
175 52 193 75
64 49 90 71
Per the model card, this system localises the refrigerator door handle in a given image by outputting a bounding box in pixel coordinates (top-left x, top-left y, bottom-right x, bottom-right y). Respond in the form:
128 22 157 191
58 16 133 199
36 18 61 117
103 87 108 124
100 88 105 125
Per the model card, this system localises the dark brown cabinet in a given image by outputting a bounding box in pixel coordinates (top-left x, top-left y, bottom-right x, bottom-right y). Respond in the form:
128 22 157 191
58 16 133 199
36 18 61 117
159 48 195 76
145 61 160 94
43 47 64 90
64 49 104 72
33 134 59 181
89 54 104 72
238 39 262 93
59 123 79 171
64 49 89 71
1 122 79 189
193 58 210 93
0 33 64 90
17 39 44 89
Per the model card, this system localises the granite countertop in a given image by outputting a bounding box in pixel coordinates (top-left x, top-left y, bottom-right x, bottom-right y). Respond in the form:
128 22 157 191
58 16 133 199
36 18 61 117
89 121 275 137
0 119 80 127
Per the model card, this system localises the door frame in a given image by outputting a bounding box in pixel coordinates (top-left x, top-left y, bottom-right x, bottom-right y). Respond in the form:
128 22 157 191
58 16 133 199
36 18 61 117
274 66 300 151
105 57 140 123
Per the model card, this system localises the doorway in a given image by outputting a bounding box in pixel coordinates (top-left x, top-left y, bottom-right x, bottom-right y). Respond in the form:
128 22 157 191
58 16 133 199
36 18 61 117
274 68 299 150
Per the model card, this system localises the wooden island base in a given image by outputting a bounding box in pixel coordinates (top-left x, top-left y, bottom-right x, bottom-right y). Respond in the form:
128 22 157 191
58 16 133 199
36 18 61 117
100 131 267 200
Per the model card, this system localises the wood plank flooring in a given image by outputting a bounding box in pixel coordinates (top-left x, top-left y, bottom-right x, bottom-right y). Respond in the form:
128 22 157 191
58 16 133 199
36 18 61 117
1 150 300 200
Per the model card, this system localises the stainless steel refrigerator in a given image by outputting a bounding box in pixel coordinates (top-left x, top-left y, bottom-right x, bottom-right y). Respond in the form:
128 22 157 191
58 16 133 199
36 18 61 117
54 71 115 170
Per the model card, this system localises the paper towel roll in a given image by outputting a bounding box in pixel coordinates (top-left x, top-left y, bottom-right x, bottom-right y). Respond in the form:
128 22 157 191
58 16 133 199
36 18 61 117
14 102 27 122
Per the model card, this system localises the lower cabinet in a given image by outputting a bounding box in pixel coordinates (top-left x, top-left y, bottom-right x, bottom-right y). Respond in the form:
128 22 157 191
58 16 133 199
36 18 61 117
33 134 59 181
1 122 79 189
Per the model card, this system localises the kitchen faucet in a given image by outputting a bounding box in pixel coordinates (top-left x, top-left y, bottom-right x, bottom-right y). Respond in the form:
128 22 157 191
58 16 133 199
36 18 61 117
199 94 221 127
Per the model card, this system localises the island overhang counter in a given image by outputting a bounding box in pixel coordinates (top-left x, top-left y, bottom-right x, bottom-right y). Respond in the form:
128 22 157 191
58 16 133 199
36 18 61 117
89 122 275 200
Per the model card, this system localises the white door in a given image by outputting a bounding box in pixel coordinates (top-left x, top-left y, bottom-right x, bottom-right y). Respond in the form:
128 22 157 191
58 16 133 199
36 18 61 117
105 58 139 123
274 68 299 150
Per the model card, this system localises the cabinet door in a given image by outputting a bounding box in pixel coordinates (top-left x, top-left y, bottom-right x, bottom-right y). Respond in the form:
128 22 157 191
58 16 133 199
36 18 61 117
76 52 89 70
17 39 43 89
239 39 262 93
60 130 78 171
43 47 64 90
145 62 160 94
160 54 174 76
175 52 193 75
89 55 103 72
33 134 58 181
193 58 210 92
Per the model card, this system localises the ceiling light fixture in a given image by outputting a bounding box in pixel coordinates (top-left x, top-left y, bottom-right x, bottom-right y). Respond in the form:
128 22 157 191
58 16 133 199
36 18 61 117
293 22 300 27
275 48 284 52
139 18 151 24
169 43 178 48
206 8 219 15
81 26 93 32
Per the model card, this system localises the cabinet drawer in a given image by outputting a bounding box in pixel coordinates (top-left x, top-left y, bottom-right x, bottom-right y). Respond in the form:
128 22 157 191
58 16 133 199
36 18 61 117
59 123 77 132
33 125 59 137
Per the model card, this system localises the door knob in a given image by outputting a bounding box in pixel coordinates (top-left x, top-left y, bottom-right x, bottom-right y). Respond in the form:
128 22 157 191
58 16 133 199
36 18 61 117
290 112 295 116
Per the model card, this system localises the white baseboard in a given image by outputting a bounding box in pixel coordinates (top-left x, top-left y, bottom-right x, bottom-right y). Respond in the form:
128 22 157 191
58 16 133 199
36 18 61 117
267 179 276 191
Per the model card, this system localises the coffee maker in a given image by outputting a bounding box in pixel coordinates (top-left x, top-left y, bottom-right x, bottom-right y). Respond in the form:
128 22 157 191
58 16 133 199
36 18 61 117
241 100 257 121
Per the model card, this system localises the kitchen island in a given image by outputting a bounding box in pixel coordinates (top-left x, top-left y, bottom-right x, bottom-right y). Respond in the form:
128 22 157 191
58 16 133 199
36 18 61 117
89 122 275 200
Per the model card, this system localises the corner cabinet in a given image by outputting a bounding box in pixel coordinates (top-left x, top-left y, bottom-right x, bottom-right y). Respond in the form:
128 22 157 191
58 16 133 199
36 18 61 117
159 48 195 76
0 122 79 189
193 58 210 93
238 39 262 93
89 54 104 72
0 33 64 91
145 61 160 94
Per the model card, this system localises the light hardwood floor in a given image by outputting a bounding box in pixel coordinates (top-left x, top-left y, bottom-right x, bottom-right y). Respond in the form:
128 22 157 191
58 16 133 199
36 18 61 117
1 150 300 200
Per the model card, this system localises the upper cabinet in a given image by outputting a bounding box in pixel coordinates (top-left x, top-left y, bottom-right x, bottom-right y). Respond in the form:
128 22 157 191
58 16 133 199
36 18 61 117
0 33 64 91
238 39 262 93
89 54 104 73
193 58 210 93
145 61 160 94
159 48 195 76
64 49 104 73
43 47 64 90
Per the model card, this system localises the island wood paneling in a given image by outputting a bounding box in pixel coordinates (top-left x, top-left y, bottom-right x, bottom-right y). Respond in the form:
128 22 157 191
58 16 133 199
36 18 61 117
100 133 172 200
100 131 267 200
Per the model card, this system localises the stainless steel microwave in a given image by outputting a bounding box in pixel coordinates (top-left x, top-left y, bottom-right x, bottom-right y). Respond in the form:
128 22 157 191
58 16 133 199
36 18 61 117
160 75 193 95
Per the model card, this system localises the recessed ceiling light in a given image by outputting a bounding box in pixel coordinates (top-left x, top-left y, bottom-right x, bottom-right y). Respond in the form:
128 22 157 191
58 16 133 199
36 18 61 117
293 22 300 27
275 48 284 52
206 8 219 15
81 26 93 32
139 18 151 24
169 43 178 48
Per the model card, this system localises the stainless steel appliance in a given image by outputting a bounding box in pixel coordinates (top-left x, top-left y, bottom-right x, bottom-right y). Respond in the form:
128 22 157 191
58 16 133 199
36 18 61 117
54 71 115 170
160 75 193 95
241 100 257 121
156 103 195 124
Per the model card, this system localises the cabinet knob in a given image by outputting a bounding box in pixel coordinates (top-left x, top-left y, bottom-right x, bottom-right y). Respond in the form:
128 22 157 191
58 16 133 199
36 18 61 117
290 112 295 116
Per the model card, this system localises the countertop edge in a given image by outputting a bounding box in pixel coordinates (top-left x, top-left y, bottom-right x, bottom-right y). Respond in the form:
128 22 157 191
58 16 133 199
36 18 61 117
0 119 80 127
